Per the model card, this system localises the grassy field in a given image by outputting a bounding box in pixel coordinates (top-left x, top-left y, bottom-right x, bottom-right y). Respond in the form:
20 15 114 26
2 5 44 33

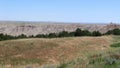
0 36 120 68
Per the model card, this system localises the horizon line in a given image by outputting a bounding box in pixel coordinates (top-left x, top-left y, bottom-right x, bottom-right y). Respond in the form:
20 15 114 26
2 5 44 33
0 20 118 24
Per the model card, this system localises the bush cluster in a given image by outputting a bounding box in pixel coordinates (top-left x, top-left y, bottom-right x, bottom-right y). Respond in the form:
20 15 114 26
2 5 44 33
110 43 120 47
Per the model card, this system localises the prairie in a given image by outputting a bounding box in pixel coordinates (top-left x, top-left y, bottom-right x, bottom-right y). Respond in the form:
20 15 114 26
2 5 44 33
0 36 120 68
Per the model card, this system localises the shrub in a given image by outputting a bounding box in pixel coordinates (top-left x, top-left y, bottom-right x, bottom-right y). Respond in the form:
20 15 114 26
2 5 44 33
110 43 120 47
58 63 68 68
104 57 117 65
92 31 102 36
74 28 83 36
48 33 57 38
106 28 120 35
89 59 95 64
110 54 120 59
58 31 69 37
113 29 120 35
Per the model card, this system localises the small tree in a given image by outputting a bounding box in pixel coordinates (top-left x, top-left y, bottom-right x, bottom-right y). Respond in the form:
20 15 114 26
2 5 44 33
75 28 83 36
36 34 47 38
82 30 92 36
113 28 120 35
0 33 4 41
69 32 75 37
48 33 57 38
58 31 69 37
92 31 102 36
17 34 27 38
29 35 34 38
105 30 113 35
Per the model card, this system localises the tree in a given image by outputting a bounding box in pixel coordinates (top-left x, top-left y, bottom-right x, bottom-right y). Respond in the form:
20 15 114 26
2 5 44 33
17 34 27 38
0 33 4 41
82 30 92 36
36 34 47 38
69 32 75 37
105 30 113 35
48 33 57 38
75 28 83 36
58 31 69 37
105 28 120 35
113 28 120 35
29 35 34 38
92 31 102 36
0 33 15 41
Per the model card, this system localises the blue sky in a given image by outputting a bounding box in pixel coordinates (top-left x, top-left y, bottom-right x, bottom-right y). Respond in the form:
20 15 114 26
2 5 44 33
0 0 120 23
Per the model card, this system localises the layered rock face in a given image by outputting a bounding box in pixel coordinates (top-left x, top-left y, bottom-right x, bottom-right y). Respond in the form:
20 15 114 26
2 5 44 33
0 21 120 36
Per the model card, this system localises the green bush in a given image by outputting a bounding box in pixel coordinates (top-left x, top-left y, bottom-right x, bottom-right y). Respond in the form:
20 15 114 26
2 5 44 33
58 63 68 68
104 57 117 65
110 43 120 47
106 28 120 35
92 31 102 36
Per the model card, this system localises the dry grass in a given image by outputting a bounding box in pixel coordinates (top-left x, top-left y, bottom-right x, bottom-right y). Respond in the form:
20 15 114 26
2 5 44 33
0 36 113 68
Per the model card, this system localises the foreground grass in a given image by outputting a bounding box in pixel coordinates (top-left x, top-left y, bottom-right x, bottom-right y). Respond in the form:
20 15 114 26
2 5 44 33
0 36 119 68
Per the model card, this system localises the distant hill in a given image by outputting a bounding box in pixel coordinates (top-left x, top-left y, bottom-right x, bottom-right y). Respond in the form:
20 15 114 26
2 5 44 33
0 21 120 36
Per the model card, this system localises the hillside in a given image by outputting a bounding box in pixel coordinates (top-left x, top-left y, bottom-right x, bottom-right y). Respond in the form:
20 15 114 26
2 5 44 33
0 36 114 68
0 21 120 36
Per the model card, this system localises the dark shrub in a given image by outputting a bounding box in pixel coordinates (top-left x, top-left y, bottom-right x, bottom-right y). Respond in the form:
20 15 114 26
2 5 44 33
110 43 120 47
104 57 117 65
92 31 102 36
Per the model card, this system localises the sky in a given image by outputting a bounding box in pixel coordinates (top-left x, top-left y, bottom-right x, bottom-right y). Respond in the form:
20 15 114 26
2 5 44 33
0 0 120 23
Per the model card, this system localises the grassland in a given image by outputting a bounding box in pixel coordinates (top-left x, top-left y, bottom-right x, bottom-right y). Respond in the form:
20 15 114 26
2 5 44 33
0 36 120 68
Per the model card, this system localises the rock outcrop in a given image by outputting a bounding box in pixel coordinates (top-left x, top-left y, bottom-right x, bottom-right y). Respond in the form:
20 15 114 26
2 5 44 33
0 21 120 36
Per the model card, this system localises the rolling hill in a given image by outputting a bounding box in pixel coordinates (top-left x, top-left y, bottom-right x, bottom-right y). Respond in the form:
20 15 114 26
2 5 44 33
0 36 115 68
